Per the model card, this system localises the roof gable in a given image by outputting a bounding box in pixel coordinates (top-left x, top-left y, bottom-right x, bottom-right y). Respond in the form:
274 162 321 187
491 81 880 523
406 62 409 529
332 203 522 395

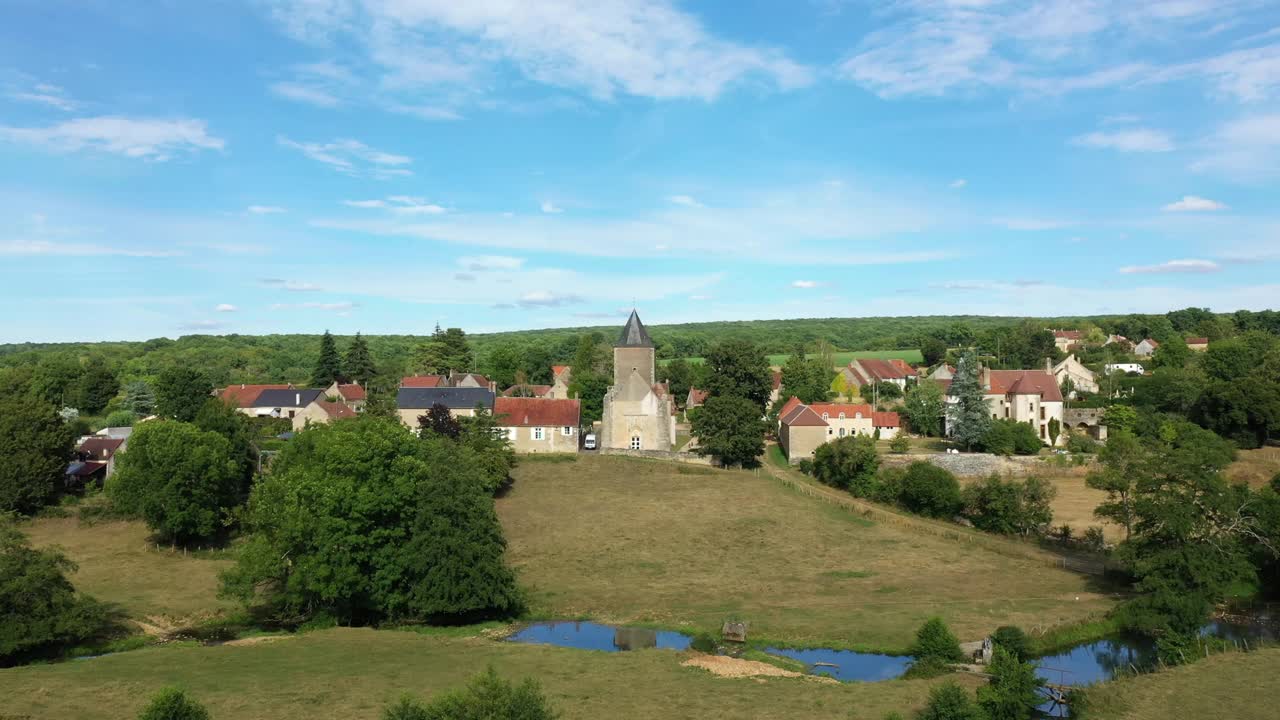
988 370 1063 402
782 405 827 427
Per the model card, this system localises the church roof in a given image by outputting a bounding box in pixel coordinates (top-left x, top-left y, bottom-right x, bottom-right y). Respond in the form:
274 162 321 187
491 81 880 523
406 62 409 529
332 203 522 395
616 310 654 348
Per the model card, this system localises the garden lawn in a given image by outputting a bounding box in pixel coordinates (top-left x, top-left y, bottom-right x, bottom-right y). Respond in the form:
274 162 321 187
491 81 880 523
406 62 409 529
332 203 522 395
498 455 1114 651
21 516 235 621
0 627 968 720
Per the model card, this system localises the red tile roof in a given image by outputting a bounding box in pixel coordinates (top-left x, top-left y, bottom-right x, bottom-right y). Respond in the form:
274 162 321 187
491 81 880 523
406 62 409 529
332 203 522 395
401 375 444 388
552 365 571 377
808 402 875 419
888 358 914 374
781 405 827 427
987 370 1063 402
1186 337 1209 345
1053 330 1083 340
778 395 804 419
1142 338 1160 347
852 358 909 382
872 411 900 428
77 437 125 459
315 400 357 420
687 388 709 406
502 384 553 397
219 384 292 408
337 383 366 401
494 397 581 427
771 370 782 390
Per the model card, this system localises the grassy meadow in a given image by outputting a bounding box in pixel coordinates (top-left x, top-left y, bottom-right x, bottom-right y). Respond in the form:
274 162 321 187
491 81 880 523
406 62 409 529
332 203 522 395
1082 646 1280 720
498 455 1114 651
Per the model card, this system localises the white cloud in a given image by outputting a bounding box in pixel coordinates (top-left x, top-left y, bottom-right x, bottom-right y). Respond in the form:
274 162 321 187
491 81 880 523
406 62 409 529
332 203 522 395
259 278 324 292
215 303 238 312
540 201 563 214
261 0 811 106
344 199 389 209
1162 195 1228 212
270 81 341 107
0 116 225 160
1071 129 1175 152
345 196 446 214
247 205 287 215
459 255 524 271
1118 259 1221 274
516 290 583 308
669 194 703 207
949 178 967 189
791 280 820 289
1192 113 1280 181
278 136 412 178
271 301 357 312
4 76 77 110
0 239 181 257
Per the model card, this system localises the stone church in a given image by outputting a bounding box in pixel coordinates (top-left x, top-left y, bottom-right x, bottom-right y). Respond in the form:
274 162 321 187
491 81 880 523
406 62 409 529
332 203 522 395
599 310 676 451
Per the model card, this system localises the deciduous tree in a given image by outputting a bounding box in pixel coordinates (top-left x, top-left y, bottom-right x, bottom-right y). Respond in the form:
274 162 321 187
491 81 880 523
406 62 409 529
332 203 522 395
703 339 773 410
74 356 119 414
691 395 768 467
903 379 945 437
812 435 880 496
153 366 213 423
0 396 73 514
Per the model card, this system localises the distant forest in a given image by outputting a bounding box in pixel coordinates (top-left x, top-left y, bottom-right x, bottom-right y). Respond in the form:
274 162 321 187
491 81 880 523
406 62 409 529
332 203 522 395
3 309 1279 390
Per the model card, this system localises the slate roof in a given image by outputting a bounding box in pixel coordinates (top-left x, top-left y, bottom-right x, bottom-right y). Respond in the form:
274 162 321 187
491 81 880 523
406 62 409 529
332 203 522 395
396 387 495 410
254 389 324 408
494 397 580 427
616 310 654 348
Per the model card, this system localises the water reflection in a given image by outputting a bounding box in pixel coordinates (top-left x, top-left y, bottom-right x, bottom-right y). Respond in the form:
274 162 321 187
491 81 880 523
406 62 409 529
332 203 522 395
507 621 692 652
764 647 912 682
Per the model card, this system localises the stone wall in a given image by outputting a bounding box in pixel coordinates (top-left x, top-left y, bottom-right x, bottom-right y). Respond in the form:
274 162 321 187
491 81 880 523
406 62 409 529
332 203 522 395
597 448 714 466
881 452 1093 477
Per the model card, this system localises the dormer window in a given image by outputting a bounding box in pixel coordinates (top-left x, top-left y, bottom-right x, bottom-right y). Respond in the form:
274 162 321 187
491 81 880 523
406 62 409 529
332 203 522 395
821 412 829 419
838 412 845 419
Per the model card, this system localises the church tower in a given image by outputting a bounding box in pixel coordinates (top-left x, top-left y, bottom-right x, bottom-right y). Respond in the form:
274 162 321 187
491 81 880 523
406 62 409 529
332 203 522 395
614 309 655 386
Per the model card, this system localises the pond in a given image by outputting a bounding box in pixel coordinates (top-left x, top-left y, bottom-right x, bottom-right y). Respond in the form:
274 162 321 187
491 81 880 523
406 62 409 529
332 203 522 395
507 621 693 652
763 647 912 682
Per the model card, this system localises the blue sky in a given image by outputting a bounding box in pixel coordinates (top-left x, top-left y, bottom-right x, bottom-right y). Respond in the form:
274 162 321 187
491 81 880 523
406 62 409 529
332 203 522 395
2 0 1279 342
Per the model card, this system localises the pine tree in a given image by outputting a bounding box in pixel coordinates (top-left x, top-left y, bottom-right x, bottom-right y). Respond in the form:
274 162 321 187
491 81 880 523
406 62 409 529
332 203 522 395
344 332 377 384
312 330 344 386
124 380 156 415
947 351 992 451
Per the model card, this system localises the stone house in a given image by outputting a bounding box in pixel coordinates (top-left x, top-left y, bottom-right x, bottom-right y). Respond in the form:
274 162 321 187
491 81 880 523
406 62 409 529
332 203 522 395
600 311 675 451
291 398 357 431
401 375 445 388
1049 355 1098 395
1186 337 1209 352
1050 330 1083 352
73 436 127 479
494 397 581 453
548 365 573 399
321 381 366 411
218 383 294 412
838 358 912 395
1134 338 1159 357
950 369 1066 446
395 387 495 429
777 396 901 462
1064 408 1109 441
244 388 325 421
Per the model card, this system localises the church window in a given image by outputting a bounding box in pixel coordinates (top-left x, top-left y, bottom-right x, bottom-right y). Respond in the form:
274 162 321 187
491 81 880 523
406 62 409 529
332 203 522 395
630 436 642 450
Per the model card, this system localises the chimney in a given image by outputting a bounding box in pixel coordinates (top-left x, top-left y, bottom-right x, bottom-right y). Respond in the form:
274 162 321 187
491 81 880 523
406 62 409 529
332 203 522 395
241 383 246 389
1045 357 1052 372
982 367 991 391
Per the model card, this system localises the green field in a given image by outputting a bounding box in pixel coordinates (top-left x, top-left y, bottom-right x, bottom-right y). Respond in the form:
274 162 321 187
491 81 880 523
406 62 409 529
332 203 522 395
0 627 976 720
498 455 1111 651
1082 647 1280 720
661 348 924 369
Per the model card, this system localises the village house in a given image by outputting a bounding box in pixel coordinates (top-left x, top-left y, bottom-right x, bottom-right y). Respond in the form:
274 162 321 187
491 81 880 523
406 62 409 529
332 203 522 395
291 397 358 431
1134 338 1160 357
395 386 496 429
218 383 293 412
1050 330 1083 352
493 397 581 453
548 365 572 399
322 381 366 411
837 358 912 395
686 387 709 409
1186 337 1209 352
947 369 1065 446
1064 408 1109 441
777 395 901 462
599 311 676 451
1049 355 1098 395
502 383 553 398
239 388 325 421
401 375 445 388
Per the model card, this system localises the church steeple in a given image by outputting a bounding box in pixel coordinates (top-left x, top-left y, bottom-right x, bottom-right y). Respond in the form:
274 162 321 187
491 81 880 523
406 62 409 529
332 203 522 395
616 309 654 348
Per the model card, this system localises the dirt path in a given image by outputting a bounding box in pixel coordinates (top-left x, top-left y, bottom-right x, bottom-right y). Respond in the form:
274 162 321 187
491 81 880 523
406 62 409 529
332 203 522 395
681 654 837 683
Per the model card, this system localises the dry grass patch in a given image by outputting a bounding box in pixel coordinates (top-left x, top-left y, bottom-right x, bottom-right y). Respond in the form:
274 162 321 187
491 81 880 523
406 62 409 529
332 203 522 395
1226 447 1280 488
0 627 958 720
499 455 1114 651
1084 647 1280 720
21 516 235 621
960 469 1125 544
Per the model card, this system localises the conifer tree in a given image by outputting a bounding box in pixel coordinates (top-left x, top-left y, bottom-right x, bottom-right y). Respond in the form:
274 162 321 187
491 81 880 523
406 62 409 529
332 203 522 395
312 330 344 386
947 351 991 451
344 332 377 384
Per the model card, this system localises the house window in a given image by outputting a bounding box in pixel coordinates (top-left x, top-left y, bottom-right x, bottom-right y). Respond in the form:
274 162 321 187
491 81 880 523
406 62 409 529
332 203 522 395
1039 407 1045 420
1040 424 1046 439
533 427 545 440
630 436 642 450
855 412 862 419
562 426 572 436
822 412 829 419
839 427 846 437
828 428 834 435
1004 407 1010 418
288 410 296 419
838 412 846 419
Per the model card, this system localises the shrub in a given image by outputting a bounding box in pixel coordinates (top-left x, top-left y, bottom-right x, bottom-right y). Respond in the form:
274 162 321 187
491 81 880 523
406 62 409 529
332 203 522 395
108 421 241 545
962 475 1056 537
1 521 114 666
0 396 74 514
104 410 136 428
976 647 1042 720
1082 526 1107 552
812 435 880 496
388 666 558 720
221 418 523 625
690 631 718 653
137 687 210 720
917 682 984 720
889 433 911 454
991 626 1031 662
911 617 964 663
981 419 1042 456
897 462 962 519
797 459 814 475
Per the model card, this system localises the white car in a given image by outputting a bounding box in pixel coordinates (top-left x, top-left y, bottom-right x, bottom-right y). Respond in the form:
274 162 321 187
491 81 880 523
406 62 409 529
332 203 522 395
583 433 597 450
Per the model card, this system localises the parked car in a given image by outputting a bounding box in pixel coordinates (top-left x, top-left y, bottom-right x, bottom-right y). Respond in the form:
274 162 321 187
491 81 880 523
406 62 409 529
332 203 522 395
583 433 597 450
